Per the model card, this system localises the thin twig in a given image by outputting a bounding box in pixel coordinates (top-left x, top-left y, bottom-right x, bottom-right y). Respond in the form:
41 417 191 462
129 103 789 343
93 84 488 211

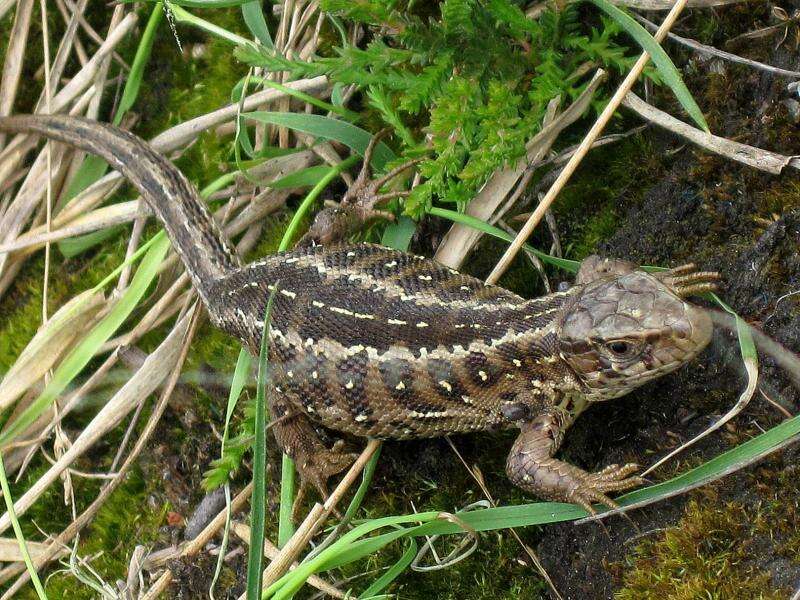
486 0 691 284
636 14 800 79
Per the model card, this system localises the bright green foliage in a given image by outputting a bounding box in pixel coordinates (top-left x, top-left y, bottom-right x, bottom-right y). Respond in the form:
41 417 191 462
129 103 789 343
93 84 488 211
236 1 650 217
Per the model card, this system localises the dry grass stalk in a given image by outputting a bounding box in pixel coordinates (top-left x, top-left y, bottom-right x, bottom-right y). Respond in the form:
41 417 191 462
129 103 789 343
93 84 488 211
231 521 346 599
0 0 34 147
486 0 691 285
623 92 800 174
635 14 800 79
247 439 383 598
0 289 104 412
0 537 67 562
0 309 194 535
0 304 203 597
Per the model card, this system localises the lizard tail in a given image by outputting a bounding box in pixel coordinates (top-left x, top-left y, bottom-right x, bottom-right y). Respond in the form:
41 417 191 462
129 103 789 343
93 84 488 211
0 114 241 304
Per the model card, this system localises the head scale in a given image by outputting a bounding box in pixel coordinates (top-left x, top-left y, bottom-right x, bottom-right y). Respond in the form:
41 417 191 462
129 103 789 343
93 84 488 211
557 268 715 401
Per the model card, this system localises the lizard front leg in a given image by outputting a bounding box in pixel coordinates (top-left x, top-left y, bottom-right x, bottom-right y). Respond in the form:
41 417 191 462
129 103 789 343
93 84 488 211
269 389 357 515
505 409 643 514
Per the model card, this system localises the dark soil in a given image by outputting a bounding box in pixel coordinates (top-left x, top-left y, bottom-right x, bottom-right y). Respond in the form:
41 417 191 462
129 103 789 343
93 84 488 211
530 17 800 598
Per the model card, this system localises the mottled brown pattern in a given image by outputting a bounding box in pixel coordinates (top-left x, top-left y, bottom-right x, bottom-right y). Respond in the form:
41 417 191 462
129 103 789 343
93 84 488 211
0 114 718 511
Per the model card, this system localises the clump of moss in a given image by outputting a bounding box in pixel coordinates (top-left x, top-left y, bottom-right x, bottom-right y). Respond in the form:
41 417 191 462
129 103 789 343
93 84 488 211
616 470 800 600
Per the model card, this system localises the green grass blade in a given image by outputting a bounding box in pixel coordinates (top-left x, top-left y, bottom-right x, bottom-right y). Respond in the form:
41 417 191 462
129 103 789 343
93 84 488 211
210 348 252 595
0 234 171 446
57 226 123 257
267 165 336 190
247 285 279 599
359 538 417 598
243 112 396 170
277 156 359 250
277 455 295 548
381 216 416 251
241 0 272 48
428 207 580 273
0 455 48 599
587 0 710 132
232 76 358 120
168 1 253 46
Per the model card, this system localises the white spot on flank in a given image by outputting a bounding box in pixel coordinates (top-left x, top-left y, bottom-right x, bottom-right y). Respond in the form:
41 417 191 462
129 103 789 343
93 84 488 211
472 324 481 329
460 286 471 291
347 251 356 257
285 257 299 263
312 300 325 308
280 290 297 299
395 381 406 390
461 395 473 405
416 321 429 328
478 370 488 381
418 275 432 281
305 338 314 347
384 261 397 267
388 318 407 325
345 380 354 389
513 359 522 367
455 324 466 329
312 371 318 379
355 414 368 422
439 380 452 392
287 371 294 378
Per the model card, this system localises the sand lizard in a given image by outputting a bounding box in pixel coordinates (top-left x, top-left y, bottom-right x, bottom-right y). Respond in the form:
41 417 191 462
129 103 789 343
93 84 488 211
0 115 719 514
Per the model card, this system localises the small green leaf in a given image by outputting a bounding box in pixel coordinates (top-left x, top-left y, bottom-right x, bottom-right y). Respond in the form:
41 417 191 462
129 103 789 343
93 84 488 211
242 112 396 169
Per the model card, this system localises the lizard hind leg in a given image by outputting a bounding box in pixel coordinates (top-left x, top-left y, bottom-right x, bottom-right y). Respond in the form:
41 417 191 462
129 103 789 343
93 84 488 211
505 411 644 515
299 129 423 246
268 391 358 519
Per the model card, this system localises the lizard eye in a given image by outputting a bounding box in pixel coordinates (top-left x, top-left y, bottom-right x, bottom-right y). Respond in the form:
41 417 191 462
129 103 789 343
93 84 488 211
604 339 639 359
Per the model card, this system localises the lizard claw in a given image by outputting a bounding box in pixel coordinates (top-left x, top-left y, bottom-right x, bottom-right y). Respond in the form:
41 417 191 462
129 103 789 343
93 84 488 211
567 463 644 515
292 440 358 520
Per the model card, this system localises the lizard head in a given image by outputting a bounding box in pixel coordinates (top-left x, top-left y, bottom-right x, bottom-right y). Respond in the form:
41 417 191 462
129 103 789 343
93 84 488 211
556 266 717 401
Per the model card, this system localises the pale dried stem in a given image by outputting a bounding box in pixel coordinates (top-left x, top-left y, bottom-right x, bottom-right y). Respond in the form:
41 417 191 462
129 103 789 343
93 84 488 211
623 92 800 174
636 14 800 79
40 0 53 326
0 305 202 597
53 0 89 65
0 309 195 536
0 0 34 149
486 0 690 285
248 439 383 598
60 0 130 70
0 12 137 181
231 522 345 599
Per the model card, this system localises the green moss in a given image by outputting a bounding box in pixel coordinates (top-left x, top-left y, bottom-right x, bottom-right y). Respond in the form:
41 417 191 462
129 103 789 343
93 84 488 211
616 466 800 600
552 134 663 261
16 469 166 600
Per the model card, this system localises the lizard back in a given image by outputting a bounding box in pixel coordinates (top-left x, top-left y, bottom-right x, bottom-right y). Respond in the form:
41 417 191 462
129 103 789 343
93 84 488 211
213 243 580 439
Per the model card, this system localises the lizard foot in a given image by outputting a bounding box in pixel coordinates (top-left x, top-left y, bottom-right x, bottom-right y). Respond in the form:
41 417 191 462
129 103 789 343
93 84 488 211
506 421 643 515
299 129 422 246
292 440 359 520
562 463 643 515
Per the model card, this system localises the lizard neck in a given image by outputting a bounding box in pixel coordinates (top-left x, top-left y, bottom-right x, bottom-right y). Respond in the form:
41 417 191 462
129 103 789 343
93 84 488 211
0 115 241 309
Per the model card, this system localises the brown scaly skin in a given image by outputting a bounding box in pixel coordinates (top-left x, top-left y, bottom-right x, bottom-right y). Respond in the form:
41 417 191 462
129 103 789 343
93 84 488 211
0 115 719 514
